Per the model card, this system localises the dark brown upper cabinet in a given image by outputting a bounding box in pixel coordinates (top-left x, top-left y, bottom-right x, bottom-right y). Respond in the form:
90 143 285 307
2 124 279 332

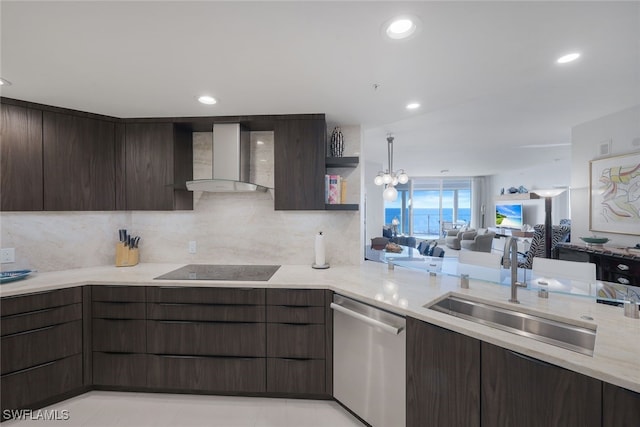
274 117 326 210
43 111 116 210
1 103 43 211
123 122 192 210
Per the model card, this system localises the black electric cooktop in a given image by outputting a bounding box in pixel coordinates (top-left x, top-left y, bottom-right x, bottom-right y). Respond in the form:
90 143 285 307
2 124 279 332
155 264 281 282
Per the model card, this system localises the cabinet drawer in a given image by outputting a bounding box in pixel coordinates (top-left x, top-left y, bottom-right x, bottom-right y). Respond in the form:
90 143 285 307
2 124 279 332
148 303 264 322
92 285 145 302
1 320 82 375
266 289 325 306
147 287 265 305
1 303 82 336
147 354 265 393
93 352 147 388
147 321 265 357
92 319 146 353
1 354 82 415
267 358 325 395
1 287 81 317
92 301 146 319
266 306 324 324
266 324 325 358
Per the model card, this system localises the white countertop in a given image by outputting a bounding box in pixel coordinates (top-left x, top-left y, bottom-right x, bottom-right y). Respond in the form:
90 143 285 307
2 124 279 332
1 262 639 393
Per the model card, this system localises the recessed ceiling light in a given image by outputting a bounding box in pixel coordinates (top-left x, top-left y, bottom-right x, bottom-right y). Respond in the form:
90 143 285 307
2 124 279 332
198 95 217 105
0 78 12 86
406 102 420 110
440 169 449 174
384 15 420 40
556 53 580 64
256 140 265 145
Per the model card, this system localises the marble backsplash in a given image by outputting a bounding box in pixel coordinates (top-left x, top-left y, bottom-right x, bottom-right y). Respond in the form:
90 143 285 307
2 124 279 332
1 198 359 272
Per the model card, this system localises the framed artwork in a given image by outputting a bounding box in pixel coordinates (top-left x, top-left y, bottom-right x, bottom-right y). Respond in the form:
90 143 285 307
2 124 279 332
590 151 640 235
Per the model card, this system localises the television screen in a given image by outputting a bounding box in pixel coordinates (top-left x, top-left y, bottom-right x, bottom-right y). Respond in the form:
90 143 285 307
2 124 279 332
495 204 523 228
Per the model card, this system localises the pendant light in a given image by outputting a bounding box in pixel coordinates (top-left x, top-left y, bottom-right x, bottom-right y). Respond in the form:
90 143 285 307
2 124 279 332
374 135 408 201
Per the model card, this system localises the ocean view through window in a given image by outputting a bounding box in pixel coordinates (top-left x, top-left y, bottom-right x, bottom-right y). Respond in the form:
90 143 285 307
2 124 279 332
385 178 472 239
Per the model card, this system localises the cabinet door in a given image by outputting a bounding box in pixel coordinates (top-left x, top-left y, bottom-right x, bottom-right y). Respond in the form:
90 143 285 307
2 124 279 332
481 342 601 427
124 123 174 210
273 118 325 210
406 318 480 427
603 382 640 427
1 103 43 211
43 111 116 210
124 123 192 210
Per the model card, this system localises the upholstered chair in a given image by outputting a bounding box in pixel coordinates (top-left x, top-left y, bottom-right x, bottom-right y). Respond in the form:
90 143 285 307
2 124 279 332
460 230 496 253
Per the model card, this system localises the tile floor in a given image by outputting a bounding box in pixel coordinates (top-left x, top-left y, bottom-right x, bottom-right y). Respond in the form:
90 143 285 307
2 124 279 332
3 392 365 427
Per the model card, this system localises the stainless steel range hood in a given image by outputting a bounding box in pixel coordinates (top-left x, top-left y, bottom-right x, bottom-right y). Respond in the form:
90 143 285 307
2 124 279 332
186 124 271 193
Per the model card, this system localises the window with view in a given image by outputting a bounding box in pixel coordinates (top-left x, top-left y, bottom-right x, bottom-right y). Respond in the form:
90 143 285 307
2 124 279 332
384 178 472 240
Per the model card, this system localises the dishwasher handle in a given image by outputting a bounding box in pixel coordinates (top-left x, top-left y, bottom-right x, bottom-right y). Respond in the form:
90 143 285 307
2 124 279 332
330 302 404 335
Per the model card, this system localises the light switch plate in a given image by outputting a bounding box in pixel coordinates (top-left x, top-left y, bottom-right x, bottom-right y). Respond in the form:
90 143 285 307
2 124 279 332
188 241 197 254
1 248 15 264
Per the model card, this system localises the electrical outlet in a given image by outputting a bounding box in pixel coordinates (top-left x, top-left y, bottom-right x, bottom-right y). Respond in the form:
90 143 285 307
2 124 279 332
1 248 15 264
188 241 197 254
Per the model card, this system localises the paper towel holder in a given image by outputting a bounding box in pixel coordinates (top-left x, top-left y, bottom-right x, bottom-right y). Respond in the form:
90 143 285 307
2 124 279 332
312 231 330 269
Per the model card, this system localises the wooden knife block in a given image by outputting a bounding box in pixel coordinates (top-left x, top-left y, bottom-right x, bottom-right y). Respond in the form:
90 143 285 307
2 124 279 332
115 243 139 267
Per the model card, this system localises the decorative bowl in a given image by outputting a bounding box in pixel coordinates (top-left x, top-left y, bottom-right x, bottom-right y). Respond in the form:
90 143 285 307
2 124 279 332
580 237 609 245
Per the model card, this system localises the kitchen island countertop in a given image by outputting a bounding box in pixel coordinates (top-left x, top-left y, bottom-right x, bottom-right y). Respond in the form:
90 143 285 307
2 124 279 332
1 262 639 393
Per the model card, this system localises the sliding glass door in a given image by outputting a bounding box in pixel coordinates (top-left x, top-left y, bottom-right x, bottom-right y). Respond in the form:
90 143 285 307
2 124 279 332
384 178 472 240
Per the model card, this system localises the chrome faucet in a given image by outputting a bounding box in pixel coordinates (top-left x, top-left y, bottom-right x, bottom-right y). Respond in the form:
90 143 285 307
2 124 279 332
505 237 526 304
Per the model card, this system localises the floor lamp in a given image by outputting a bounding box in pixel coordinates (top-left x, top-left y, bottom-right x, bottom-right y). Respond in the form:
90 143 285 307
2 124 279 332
532 189 566 258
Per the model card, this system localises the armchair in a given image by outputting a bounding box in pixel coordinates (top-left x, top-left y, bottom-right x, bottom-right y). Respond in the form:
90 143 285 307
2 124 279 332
444 228 475 250
460 230 496 253
517 224 571 269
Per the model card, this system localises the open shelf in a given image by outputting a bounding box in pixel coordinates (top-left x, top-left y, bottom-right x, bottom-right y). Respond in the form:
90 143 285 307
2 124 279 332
325 157 359 168
325 204 359 211
495 193 540 200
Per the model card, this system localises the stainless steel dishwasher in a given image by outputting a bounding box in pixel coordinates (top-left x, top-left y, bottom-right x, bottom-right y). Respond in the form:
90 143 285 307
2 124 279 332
331 294 406 427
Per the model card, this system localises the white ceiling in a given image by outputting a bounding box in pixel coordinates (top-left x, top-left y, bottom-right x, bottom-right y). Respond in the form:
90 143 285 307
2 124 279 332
1 1 639 177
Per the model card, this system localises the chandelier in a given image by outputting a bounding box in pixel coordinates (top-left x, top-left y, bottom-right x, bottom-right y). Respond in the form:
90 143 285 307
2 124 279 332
374 135 408 201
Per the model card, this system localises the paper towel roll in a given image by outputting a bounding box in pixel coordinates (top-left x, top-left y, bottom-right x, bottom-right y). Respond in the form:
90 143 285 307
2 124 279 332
314 232 326 267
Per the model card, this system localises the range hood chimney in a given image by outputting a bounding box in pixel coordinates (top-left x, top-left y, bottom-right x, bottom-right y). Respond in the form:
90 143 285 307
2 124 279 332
186 124 270 193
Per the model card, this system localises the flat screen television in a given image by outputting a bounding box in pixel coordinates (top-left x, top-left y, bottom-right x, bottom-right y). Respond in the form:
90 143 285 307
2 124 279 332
495 203 523 228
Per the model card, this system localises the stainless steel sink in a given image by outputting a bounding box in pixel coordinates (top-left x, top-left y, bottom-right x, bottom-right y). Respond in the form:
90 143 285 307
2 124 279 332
426 295 597 356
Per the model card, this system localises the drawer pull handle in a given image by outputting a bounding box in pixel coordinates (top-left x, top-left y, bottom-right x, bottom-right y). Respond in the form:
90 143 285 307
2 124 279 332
617 264 630 271
617 277 631 285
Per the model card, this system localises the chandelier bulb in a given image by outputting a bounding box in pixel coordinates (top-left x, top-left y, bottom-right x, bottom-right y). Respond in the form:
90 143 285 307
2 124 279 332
383 186 398 202
374 174 384 186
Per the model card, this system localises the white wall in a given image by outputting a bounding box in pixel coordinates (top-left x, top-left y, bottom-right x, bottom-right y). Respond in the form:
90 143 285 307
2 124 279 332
486 161 571 228
0 125 363 272
571 105 640 247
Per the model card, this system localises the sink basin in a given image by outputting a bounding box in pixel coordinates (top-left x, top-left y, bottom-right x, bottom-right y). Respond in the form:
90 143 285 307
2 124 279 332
426 295 596 356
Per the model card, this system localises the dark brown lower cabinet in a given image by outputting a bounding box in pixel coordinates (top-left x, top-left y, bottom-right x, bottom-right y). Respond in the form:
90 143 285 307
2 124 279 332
91 286 147 388
92 353 147 388
406 317 480 427
265 289 331 397
266 358 325 394
0 288 83 419
147 321 265 357
147 355 265 393
603 382 640 427
481 342 602 427
1 354 82 415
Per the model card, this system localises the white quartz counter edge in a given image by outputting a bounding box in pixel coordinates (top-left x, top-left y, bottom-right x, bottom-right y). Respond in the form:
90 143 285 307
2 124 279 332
1 262 639 394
